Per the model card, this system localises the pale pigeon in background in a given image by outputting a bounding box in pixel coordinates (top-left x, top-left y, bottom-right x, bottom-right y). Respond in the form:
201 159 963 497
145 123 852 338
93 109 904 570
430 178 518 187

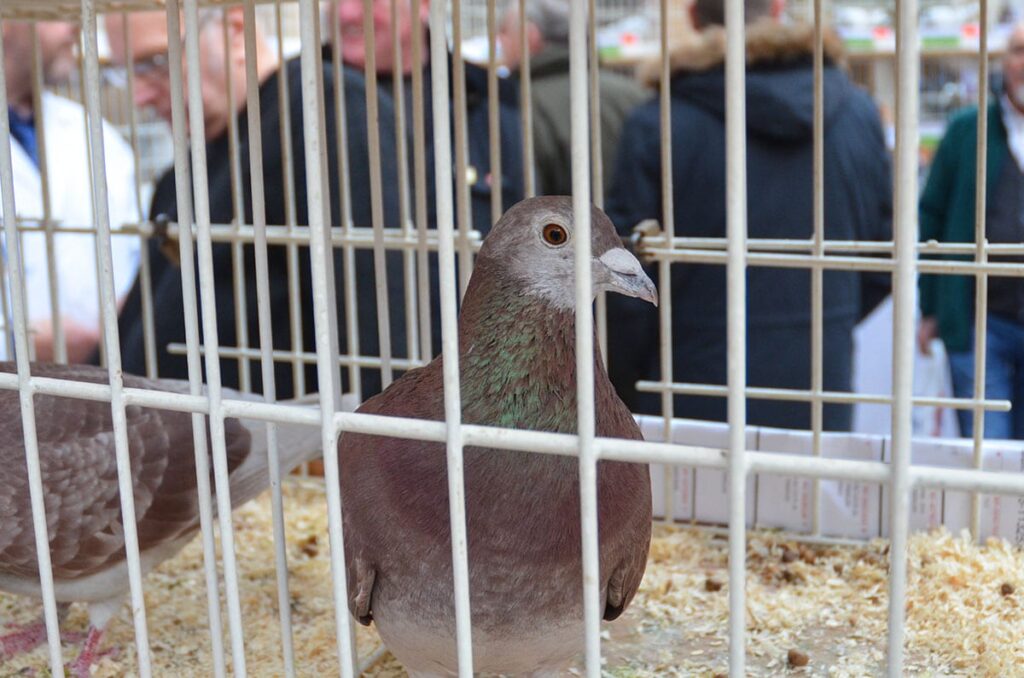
339 196 657 676
0 362 324 676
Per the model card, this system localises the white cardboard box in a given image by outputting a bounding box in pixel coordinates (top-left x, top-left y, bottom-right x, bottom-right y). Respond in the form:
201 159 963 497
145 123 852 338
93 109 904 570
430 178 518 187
638 416 695 522
638 416 754 525
881 438 974 537
638 415 1024 543
755 428 883 539
976 442 1024 544
687 420 758 527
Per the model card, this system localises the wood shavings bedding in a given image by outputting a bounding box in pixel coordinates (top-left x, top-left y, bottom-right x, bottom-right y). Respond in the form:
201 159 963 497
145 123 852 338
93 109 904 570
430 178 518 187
1 480 1022 676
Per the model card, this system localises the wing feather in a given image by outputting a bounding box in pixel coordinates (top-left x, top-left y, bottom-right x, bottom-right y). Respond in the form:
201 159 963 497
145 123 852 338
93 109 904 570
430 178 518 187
0 363 252 582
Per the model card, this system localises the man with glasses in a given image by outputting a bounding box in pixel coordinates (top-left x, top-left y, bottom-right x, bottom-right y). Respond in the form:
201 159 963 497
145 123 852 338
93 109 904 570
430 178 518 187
1 20 140 363
104 8 405 398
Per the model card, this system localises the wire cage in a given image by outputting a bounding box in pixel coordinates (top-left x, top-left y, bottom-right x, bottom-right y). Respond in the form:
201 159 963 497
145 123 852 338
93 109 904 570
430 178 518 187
1 0 1024 676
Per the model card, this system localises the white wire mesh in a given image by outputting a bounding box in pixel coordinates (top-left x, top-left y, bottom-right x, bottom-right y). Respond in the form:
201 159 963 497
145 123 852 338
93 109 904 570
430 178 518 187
0 0 1022 676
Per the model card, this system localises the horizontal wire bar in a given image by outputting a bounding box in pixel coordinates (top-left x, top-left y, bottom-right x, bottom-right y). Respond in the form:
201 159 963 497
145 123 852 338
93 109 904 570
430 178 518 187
638 234 1024 256
7 369 1024 497
636 380 1013 411
641 248 1024 276
164 342 428 370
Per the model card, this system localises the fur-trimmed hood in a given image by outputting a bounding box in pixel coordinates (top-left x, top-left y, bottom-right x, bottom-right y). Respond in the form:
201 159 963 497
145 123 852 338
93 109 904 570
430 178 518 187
640 20 856 143
639 20 846 87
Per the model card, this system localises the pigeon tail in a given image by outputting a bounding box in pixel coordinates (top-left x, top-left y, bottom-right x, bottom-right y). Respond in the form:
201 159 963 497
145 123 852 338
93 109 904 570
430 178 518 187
226 391 359 507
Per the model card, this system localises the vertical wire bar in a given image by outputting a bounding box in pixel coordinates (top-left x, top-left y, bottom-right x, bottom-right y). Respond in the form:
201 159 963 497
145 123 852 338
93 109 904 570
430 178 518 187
389 0 420 365
30 29 65 364
79 3 154 674
587 0 603 208
486 0 502 225
724 0 748 673
658 0 676 524
410 0 432 362
428 2 474 673
182 2 249 672
589 0 608 364
887 0 920 671
570 0 601 672
360 0 394 388
295 2 356 674
0 27 65 678
242 3 296 674
0 27 12 365
77 52 105 367
970 0 990 538
121 15 158 379
328 0 363 399
518 0 535 198
163 2 228 673
810 0 825 536
223 11 253 393
275 0 307 398
452 0 474 296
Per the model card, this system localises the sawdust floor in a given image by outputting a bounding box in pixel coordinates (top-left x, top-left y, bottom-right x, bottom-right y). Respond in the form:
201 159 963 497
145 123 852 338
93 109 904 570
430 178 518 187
2 479 1023 677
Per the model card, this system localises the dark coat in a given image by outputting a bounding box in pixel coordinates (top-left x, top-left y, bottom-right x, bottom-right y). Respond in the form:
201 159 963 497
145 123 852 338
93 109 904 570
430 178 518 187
106 58 407 400
326 46 526 359
526 44 649 198
365 50 526 235
604 23 893 430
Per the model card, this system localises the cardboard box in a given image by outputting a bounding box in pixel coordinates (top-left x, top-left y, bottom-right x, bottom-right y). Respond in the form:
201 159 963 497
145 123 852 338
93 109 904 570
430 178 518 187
755 429 883 539
638 415 695 522
881 438 974 537
977 442 1024 544
685 420 757 527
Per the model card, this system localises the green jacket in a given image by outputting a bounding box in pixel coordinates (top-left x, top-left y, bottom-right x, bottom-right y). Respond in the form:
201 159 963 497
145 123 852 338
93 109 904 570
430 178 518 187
526 45 649 197
919 101 1008 352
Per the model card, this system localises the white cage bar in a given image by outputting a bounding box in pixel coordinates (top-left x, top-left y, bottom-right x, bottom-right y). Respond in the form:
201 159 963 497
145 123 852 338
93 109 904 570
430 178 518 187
0 0 1022 675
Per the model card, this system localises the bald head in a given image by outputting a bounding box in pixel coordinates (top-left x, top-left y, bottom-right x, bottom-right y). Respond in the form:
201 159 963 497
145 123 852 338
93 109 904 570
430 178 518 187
497 0 570 69
2 21 78 114
105 9 276 140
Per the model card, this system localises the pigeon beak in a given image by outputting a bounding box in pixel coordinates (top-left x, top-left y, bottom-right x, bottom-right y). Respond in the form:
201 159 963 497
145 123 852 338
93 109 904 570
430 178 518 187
596 248 658 306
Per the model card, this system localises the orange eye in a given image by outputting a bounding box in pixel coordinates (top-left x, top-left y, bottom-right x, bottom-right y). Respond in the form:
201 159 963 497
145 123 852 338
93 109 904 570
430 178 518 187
542 223 568 246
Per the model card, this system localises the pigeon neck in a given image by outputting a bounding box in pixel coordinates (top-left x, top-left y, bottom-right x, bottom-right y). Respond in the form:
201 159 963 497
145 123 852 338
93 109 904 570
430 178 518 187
457 262 601 432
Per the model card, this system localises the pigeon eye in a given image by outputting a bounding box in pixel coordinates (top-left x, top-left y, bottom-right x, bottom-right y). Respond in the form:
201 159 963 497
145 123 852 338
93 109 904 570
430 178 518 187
542 223 568 246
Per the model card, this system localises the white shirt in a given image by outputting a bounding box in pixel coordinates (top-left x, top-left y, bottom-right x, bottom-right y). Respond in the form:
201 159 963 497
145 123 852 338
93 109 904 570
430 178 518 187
1 91 141 358
1001 93 1024 172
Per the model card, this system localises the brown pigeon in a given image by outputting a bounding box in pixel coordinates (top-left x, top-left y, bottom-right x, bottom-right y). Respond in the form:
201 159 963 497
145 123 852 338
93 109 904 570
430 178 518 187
0 362 323 676
339 196 656 676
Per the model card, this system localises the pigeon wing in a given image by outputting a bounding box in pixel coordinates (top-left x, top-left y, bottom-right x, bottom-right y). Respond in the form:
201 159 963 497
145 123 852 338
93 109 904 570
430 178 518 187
596 378 652 622
0 363 251 581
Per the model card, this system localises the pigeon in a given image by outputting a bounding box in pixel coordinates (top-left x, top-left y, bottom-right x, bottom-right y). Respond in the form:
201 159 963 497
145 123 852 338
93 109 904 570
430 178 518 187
0 362 324 676
339 196 657 676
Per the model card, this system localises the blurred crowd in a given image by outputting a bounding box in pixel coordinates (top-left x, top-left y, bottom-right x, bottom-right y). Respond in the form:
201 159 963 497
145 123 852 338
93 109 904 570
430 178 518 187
2 0 1020 439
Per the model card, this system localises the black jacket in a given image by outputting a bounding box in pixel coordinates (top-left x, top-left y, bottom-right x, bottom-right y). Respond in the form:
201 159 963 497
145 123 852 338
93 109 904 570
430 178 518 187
324 46 526 359
604 23 892 428
106 58 407 399
326 45 526 236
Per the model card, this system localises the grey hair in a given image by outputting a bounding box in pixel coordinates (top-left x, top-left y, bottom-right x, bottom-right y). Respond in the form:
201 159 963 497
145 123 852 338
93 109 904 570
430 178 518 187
691 0 774 27
507 0 570 46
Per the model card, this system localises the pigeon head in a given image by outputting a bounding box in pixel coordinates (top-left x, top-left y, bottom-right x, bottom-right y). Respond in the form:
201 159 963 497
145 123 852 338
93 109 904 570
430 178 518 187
477 196 658 310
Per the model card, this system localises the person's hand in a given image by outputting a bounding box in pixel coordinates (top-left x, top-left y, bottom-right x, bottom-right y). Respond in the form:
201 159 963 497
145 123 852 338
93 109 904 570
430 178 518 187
918 316 939 356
